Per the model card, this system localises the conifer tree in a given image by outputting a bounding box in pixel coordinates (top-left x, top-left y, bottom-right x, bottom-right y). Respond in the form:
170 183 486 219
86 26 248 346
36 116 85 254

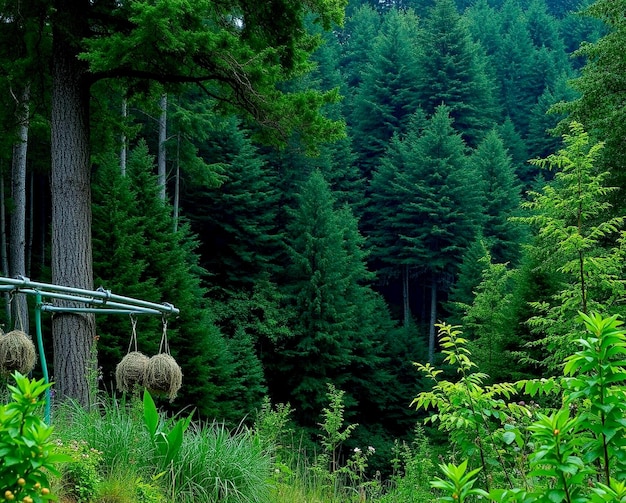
462 254 517 382
561 0 626 199
370 106 479 361
446 237 491 324
339 4 381 95
471 129 524 264
515 122 626 371
415 0 499 146
92 143 249 421
496 117 531 184
181 117 281 296
403 107 480 361
349 8 421 177
275 170 393 428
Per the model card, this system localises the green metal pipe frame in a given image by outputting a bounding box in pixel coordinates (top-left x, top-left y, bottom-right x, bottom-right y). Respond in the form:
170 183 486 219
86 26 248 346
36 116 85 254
0 276 179 423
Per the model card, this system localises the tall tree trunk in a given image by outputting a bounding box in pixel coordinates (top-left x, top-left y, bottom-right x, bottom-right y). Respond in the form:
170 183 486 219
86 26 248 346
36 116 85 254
428 276 437 364
51 6 96 407
158 93 167 201
173 133 180 232
0 173 10 323
27 172 34 277
120 97 128 176
402 263 410 328
10 84 31 331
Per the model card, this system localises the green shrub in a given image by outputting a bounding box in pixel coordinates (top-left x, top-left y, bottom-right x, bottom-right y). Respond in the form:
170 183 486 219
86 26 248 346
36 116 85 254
0 372 69 503
56 440 102 503
417 313 626 502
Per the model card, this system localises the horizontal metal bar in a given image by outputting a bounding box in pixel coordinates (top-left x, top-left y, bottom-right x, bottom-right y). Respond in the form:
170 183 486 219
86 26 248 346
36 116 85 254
39 306 163 315
0 276 179 316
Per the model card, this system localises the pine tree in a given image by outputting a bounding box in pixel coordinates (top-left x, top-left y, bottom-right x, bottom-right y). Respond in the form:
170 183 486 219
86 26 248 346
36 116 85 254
415 0 499 147
446 236 491 324
92 143 249 421
370 106 479 361
402 107 481 361
462 254 517 382
368 109 429 328
514 122 626 371
274 170 392 428
181 117 281 296
471 129 525 264
339 4 381 94
493 1 540 137
496 117 531 184
560 0 626 201
348 7 421 177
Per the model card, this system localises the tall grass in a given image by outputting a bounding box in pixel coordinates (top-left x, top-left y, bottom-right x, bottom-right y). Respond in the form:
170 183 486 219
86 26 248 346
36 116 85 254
171 421 272 503
53 395 152 475
52 394 274 502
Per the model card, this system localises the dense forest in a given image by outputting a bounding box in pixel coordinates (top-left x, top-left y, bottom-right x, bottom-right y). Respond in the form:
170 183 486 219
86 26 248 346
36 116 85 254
0 0 623 476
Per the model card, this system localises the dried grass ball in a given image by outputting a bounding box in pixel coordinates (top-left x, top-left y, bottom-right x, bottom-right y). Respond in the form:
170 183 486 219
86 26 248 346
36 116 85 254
0 329 37 376
143 353 182 401
115 351 150 393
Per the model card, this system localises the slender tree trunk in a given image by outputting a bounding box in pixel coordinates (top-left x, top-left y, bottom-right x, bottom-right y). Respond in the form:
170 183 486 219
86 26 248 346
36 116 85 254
120 97 128 176
10 84 31 331
173 133 180 232
428 276 437 364
402 264 410 328
0 173 10 323
27 172 34 277
158 93 167 201
51 6 96 407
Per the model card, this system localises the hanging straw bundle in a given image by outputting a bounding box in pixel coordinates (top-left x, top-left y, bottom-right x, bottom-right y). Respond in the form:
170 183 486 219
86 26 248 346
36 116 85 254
143 353 182 401
115 351 149 393
143 316 182 401
0 330 36 375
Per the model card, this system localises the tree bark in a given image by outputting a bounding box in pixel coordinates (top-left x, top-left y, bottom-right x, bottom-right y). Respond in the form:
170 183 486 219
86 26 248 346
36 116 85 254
120 98 128 176
0 174 10 323
51 5 96 407
402 263 410 328
158 93 167 201
10 84 31 331
428 276 437 364
173 133 180 232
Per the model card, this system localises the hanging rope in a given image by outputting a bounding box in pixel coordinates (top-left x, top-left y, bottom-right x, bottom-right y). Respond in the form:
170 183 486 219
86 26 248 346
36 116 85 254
158 314 170 355
127 314 139 354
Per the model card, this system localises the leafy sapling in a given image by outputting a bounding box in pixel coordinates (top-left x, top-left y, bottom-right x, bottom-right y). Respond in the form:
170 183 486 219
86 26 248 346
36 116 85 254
0 372 71 502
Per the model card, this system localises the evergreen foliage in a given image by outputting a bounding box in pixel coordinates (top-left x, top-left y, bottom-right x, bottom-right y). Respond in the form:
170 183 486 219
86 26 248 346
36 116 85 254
471 129 524 265
514 122 626 371
181 117 281 295
348 8 421 177
92 143 252 421
415 0 499 146
561 0 626 201
273 170 394 434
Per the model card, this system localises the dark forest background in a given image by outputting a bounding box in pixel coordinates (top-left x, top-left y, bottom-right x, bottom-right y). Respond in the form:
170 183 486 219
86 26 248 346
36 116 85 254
0 0 621 470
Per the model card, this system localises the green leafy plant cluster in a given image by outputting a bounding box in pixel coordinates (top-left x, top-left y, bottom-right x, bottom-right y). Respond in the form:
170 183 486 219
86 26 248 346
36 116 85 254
412 322 531 492
311 383 381 502
56 440 102 503
142 389 192 471
415 312 626 502
0 372 68 503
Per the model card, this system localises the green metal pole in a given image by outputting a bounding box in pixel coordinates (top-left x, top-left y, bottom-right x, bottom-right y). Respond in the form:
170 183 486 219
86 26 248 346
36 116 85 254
34 293 51 423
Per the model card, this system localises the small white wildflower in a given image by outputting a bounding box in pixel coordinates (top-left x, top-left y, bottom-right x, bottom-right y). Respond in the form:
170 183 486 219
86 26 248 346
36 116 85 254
368 446 375 454
353 447 361 454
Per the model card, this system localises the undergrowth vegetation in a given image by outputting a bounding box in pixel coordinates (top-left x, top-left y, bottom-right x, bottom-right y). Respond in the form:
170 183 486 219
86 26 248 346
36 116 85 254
4 312 626 501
